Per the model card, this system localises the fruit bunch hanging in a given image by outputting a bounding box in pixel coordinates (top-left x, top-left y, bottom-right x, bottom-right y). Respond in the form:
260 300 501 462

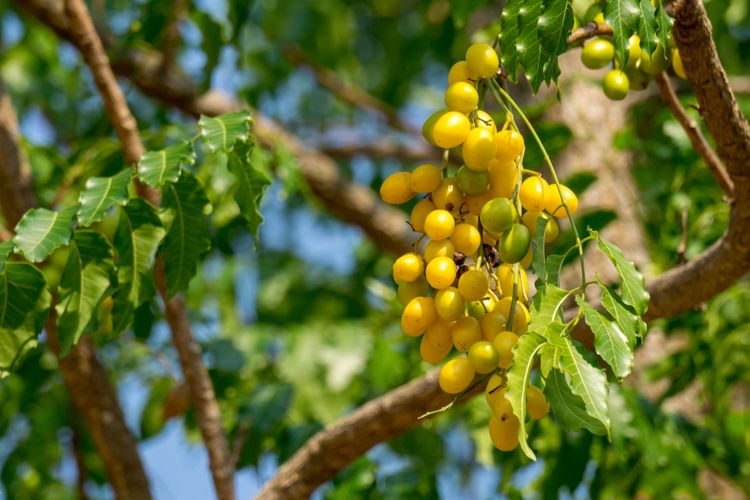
379 42 580 452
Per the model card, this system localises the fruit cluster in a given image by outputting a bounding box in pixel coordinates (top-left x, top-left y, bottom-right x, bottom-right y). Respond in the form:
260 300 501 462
380 43 579 452
579 20 686 100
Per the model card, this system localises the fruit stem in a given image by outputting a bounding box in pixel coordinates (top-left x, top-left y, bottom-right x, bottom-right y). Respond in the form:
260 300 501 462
489 80 587 294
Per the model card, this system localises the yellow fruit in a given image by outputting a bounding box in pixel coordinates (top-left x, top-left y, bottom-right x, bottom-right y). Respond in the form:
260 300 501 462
489 413 520 451
410 164 442 193
462 127 496 171
445 82 479 114
397 277 427 306
401 296 437 337
448 60 472 85
410 199 436 232
423 239 455 263
439 357 475 394
492 330 519 369
480 309 508 342
521 211 559 244
425 256 457 289
485 374 505 407
495 297 529 333
495 130 524 161
466 42 499 78
451 223 481 256
527 385 550 420
463 190 493 216
420 319 454 364
672 49 686 79
451 316 483 352
496 264 529 302
380 171 414 204
475 110 497 134
519 176 549 212
392 252 424 283
433 111 471 149
458 269 489 301
432 179 464 214
424 209 455 240
434 286 466 321
488 159 519 198
544 184 578 218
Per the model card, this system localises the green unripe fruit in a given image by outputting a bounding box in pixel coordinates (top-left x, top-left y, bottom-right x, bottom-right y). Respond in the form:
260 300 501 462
480 197 516 234
456 165 489 195
581 39 615 69
498 223 530 264
639 44 668 76
602 69 629 100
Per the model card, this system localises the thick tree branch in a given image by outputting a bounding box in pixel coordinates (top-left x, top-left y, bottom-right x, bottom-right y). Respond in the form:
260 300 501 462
654 72 734 198
56 1 235 499
283 44 418 135
0 80 152 500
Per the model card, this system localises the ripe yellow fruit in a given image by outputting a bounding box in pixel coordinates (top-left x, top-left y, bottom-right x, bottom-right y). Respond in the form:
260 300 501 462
434 286 466 321
424 209 455 240
463 190 493 216
448 60 472 85
544 184 578 218
462 127 496 171
425 256 457 289
410 199 436 232
496 264 529 302
492 330 519 369
521 210 559 244
392 252 424 283
380 171 414 204
480 309 508 342
433 111 471 149
420 319 454 364
485 374 505 407
488 413 520 451
451 316 483 352
488 159 519 198
519 176 549 212
672 49 686 79
495 297 529 334
397 277 427 306
495 130 524 161
423 239 455 263
445 82 479 114
465 42 499 78
432 179 464 214
475 110 497 134
401 296 437 337
527 385 550 420
458 269 489 301
410 164 442 193
439 357 475 394
451 223 481 256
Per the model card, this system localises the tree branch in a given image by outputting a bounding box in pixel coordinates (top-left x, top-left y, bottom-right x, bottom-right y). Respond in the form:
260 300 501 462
282 44 419 135
566 22 613 44
654 72 734 198
0 79 153 500
160 0 186 71
56 1 235 498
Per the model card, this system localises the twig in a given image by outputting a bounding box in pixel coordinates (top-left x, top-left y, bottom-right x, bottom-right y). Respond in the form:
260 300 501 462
160 0 186 71
0 225 11 242
654 73 734 199
229 421 250 470
319 141 440 162
677 206 688 265
283 43 419 135
59 1 235 498
567 22 614 44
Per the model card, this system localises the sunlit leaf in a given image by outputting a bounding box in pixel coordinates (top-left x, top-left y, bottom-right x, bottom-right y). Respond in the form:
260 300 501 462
227 140 271 241
199 111 253 152
77 169 132 226
137 141 196 188
546 369 607 435
604 0 641 68
13 206 78 262
578 297 632 379
593 230 650 315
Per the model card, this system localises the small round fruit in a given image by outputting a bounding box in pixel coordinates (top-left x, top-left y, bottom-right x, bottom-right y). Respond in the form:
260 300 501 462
489 387 513 418
544 184 579 218
432 179 463 214
451 223 481 256
463 127 496 171
458 269 489 301
672 49 686 79
581 39 615 69
480 197 516 234
410 199 436 232
626 67 651 91
640 44 668 76
401 296 437 337
521 210 559 244
495 130 524 161
426 256 457 289
496 264 529 301
466 43 499 78
392 252 424 283
498 224 531 264
485 374 505 407
448 60 472 85
456 165 489 195
380 171 414 204
489 413 520 451
495 296 530 333
488 159 518 198
468 340 499 374
420 320 454 364
410 164 442 193
398 277 428 306
492 330 519 368
435 287 466 321
422 109 447 144
520 246 533 269
480 309 508 341
527 385 550 420
475 110 497 134
452 316 483 352
445 82 479 113
519 175 549 212
433 111 471 149
423 239 455 263
424 209 455 240
602 69 629 101
439 357 475 394
464 190 493 216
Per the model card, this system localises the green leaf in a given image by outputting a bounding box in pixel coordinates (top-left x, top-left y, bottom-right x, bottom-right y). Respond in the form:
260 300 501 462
13 206 78 262
531 215 549 283
198 111 253 152
604 0 641 68
0 241 13 271
227 140 271 240
112 199 165 333
528 284 569 334
546 369 607 435
578 297 632 379
499 0 523 82
548 326 611 436
160 171 212 297
0 263 50 377
545 253 565 287
137 142 196 188
518 0 546 92
55 231 115 355
593 230 649 314
505 330 547 460
638 0 658 58
77 169 132 226
600 281 646 344
655 1 673 50
538 0 574 86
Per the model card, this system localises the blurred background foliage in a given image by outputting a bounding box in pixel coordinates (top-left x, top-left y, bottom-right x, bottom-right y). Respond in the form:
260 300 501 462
0 0 748 498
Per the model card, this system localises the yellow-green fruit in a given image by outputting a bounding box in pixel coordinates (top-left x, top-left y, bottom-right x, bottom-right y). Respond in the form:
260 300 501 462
468 340 499 374
672 49 686 79
439 357 475 394
640 44 668 76
492 330 519 368
380 171 415 204
410 164 442 193
422 109 448 144
465 43 499 78
602 69 629 101
398 277 428 306
581 39 615 69
401 296 437 337
435 286 466 321
527 385 550 420
451 316 483 352
458 269 489 301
